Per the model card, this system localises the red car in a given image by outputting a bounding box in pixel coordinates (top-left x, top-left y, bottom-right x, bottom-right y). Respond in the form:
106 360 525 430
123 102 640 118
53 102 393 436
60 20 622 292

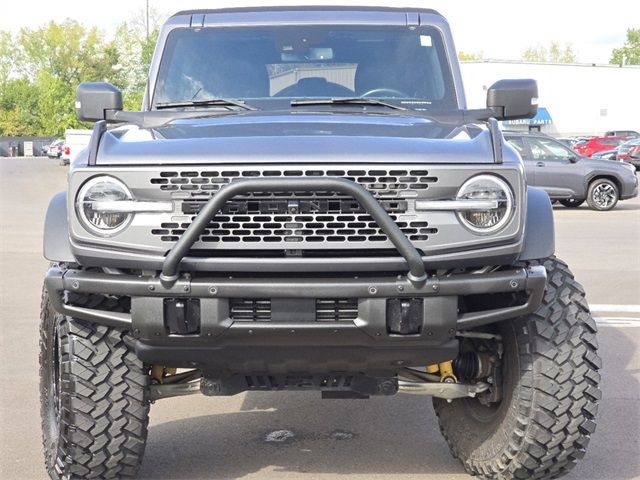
574 136 627 157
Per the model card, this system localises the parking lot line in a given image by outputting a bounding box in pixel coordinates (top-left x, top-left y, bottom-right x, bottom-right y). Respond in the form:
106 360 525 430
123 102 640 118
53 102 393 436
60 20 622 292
589 304 640 313
594 316 640 327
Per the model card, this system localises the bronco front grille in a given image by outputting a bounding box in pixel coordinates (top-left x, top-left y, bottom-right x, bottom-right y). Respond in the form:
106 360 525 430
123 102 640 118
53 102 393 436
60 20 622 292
149 168 439 248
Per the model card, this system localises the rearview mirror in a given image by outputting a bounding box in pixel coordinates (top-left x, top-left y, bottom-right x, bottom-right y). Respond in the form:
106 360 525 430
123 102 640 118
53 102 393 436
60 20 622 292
76 82 123 122
486 79 538 121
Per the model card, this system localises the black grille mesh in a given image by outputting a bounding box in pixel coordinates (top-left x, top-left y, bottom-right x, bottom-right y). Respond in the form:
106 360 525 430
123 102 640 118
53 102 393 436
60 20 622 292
150 168 437 198
150 168 438 246
153 214 436 244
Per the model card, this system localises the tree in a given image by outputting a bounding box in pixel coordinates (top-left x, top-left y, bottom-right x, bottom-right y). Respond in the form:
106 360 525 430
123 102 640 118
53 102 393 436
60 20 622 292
522 42 576 63
0 20 127 136
0 31 11 87
458 51 483 61
114 21 160 110
610 29 640 65
112 6 163 110
34 72 78 136
0 13 164 136
17 20 122 85
0 78 39 135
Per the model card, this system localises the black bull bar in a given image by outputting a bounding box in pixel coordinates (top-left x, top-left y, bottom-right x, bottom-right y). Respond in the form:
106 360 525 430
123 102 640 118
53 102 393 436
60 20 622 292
159 177 428 287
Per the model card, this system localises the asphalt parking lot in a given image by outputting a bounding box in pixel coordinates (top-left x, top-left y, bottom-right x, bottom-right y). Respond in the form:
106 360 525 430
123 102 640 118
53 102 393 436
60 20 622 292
0 157 638 480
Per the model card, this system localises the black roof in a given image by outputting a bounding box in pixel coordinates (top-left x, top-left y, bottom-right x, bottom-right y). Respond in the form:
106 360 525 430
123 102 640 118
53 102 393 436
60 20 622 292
171 6 442 17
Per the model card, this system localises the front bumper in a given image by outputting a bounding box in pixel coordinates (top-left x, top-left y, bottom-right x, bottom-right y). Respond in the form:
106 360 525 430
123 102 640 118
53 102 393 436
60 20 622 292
45 265 546 375
620 169 639 199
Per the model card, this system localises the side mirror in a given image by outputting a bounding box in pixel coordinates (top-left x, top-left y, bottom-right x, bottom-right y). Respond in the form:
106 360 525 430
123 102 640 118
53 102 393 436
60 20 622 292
486 79 538 120
76 82 123 122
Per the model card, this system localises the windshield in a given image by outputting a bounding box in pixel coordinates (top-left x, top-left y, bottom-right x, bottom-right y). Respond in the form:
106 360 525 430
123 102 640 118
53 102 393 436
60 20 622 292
153 25 457 111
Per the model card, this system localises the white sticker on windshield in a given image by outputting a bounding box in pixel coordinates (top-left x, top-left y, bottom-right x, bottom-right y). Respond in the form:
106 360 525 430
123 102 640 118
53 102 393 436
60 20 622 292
420 35 432 47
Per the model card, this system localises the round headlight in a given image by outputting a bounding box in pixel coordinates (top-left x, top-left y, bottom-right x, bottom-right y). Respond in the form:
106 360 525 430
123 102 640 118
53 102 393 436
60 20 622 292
456 175 514 234
76 176 133 236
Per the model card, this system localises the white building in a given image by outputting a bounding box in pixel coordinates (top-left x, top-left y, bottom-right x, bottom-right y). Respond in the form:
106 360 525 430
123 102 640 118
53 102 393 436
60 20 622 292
460 61 640 137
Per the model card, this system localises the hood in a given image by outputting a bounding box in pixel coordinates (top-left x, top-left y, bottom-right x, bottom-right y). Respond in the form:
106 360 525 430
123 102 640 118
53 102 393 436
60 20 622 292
579 155 636 173
96 112 500 165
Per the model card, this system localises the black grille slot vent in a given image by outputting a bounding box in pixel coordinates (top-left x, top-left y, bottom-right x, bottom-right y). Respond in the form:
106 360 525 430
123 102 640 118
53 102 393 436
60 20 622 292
150 168 438 198
149 167 439 247
229 299 271 322
152 215 437 243
316 298 359 322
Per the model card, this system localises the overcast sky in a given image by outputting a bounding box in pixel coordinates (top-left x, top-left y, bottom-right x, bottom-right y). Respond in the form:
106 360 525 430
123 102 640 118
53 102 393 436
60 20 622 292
2 0 638 64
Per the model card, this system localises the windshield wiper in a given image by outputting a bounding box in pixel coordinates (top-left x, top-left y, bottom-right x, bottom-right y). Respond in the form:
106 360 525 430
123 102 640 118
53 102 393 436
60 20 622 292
155 98 257 111
290 97 407 111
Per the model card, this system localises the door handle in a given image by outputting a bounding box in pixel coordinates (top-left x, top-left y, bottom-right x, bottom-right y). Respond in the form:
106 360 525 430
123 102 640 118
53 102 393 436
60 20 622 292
536 162 545 167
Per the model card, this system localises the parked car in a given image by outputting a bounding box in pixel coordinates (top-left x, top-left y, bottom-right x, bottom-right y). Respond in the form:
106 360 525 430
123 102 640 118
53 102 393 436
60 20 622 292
61 129 92 165
573 136 627 157
590 138 639 161
554 137 577 149
604 130 639 139
46 139 65 159
591 149 618 160
616 138 640 169
504 131 638 210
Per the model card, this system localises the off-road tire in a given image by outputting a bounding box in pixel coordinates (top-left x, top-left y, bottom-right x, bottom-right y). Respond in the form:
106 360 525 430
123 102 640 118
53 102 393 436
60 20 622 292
40 286 150 479
434 257 601 480
586 178 618 211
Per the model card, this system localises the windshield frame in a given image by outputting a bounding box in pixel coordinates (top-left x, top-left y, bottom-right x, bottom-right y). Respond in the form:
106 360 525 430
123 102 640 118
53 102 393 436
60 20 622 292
147 14 464 113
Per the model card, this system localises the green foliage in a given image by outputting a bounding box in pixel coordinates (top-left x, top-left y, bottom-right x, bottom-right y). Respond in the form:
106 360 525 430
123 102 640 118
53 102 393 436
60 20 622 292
0 31 11 87
35 72 78 135
0 11 161 137
458 51 483 61
0 78 39 135
115 21 160 110
522 42 577 63
610 29 640 65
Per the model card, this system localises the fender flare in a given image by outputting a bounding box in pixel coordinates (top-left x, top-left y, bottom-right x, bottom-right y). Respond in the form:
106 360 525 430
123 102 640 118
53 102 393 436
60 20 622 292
518 187 555 261
43 192 76 263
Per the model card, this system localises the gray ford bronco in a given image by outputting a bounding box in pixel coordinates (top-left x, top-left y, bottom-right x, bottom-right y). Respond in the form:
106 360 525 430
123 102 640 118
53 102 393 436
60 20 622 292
40 6 601 480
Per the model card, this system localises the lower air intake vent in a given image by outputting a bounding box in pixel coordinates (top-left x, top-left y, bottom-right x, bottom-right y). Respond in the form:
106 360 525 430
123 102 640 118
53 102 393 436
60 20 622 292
229 298 358 322
316 298 359 321
229 299 271 321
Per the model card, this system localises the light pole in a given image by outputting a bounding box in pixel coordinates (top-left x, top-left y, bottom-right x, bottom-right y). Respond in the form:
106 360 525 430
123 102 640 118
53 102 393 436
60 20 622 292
146 0 149 42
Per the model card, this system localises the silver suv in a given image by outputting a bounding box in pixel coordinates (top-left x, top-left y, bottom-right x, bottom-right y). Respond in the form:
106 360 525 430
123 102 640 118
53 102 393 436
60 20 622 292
40 7 601 480
505 132 637 210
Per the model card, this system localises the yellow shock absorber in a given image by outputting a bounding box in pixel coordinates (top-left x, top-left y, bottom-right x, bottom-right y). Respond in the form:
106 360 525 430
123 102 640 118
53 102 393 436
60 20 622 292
426 364 440 374
151 366 178 384
438 361 457 383
151 365 164 383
